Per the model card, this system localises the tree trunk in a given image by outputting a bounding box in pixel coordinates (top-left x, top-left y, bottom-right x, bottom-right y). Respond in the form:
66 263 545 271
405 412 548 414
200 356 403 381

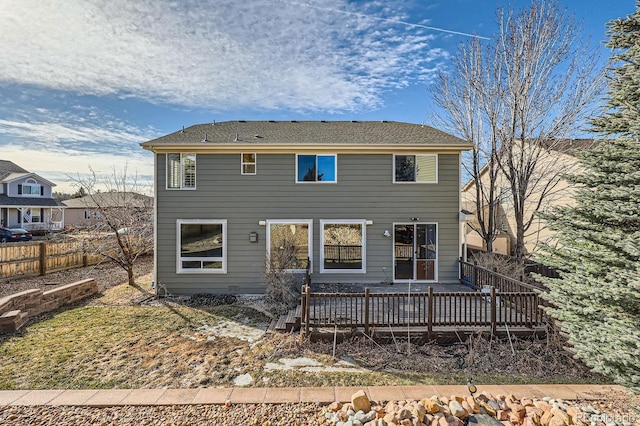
127 265 135 286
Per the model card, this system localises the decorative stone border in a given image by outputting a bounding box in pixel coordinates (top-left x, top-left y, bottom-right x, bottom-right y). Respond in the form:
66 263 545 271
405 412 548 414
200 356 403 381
0 278 98 334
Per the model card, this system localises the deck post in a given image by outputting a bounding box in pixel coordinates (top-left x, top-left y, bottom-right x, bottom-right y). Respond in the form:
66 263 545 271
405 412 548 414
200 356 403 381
473 261 478 289
428 286 433 339
490 286 497 334
364 288 370 335
492 267 498 289
304 285 311 336
300 285 307 336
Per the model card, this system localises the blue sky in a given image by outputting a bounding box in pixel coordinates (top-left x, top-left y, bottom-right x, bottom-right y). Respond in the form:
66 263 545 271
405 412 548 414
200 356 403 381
0 0 633 193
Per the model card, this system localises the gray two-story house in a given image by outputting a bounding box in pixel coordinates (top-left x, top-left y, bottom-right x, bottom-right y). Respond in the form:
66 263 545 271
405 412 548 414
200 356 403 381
141 121 472 295
0 160 64 232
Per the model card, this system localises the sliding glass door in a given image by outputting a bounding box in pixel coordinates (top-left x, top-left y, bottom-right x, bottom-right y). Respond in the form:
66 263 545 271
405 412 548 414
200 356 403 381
393 223 437 282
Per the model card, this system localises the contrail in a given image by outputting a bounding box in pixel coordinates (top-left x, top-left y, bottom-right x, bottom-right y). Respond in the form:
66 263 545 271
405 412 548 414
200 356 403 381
278 0 489 40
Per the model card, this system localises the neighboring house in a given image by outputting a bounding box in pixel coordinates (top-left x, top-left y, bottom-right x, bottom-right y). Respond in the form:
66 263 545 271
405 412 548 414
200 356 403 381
0 160 64 232
462 139 595 257
141 120 473 295
62 192 153 227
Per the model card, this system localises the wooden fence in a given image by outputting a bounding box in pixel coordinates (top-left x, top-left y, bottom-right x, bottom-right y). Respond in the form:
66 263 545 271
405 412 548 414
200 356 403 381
0 241 103 280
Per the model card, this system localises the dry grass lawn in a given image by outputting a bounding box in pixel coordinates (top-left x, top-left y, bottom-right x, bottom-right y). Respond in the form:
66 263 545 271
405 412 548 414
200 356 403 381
0 274 608 391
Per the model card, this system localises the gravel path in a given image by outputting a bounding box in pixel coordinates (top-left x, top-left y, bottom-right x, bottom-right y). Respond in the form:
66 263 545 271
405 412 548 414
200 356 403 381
0 255 154 298
0 403 326 426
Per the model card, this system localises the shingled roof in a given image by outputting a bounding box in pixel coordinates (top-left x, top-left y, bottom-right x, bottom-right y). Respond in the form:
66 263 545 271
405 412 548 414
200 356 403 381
0 194 62 207
141 121 472 152
62 192 152 209
0 160 58 188
0 160 29 181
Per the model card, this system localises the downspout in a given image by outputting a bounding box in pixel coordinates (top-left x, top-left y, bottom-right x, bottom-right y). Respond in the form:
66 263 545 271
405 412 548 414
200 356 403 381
153 152 159 297
458 153 463 279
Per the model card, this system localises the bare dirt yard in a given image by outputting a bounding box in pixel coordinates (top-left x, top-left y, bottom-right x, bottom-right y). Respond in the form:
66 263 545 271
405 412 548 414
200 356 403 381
0 255 154 298
0 259 638 424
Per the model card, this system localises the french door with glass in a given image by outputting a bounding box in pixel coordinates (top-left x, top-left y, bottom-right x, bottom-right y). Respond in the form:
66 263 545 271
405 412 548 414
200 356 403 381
393 223 437 282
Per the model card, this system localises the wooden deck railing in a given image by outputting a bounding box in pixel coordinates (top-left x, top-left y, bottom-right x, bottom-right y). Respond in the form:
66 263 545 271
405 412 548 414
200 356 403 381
301 286 546 336
459 260 540 293
301 261 546 336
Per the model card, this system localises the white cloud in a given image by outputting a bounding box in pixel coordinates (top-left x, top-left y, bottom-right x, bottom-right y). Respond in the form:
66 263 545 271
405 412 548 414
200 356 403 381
0 0 448 112
0 105 156 194
0 102 156 155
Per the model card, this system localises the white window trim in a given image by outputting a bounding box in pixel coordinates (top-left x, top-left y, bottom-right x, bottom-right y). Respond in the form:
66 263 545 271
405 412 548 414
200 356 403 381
31 208 42 223
319 219 366 274
241 153 257 175
295 154 337 183
166 153 197 190
392 154 438 184
176 219 227 274
266 219 313 273
19 178 43 197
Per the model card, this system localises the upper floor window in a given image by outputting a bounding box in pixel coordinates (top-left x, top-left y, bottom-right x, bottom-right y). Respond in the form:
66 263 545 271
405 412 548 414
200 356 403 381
167 153 196 189
18 179 44 196
296 154 336 183
394 154 438 183
241 153 256 175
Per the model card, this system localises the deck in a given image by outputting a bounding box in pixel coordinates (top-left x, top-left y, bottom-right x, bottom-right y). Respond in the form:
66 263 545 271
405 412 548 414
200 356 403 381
296 261 548 341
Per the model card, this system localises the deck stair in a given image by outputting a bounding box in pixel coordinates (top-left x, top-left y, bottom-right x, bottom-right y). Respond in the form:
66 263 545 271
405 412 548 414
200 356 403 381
271 305 302 333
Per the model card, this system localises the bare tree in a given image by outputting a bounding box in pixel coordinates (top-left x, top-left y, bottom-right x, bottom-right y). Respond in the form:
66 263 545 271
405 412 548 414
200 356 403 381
70 166 153 285
264 231 303 316
431 0 604 263
431 36 504 253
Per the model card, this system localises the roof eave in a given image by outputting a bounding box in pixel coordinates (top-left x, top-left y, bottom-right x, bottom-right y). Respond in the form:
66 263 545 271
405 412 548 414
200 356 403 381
141 142 474 154
2 172 57 187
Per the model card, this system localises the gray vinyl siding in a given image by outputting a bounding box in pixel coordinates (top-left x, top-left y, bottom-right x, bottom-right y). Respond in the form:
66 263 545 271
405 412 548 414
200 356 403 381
155 153 461 295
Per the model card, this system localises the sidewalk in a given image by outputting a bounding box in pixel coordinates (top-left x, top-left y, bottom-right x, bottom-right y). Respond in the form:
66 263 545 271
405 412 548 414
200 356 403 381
0 384 624 407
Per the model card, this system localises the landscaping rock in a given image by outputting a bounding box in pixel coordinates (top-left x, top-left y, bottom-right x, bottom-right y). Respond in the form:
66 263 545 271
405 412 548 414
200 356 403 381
466 396 481 414
422 397 442 414
323 390 627 426
467 413 504 426
479 400 497 417
398 407 412 420
448 400 467 419
438 413 464 426
351 390 371 413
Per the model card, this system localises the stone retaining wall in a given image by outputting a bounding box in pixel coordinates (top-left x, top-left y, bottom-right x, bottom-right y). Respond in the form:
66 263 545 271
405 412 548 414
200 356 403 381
0 279 98 334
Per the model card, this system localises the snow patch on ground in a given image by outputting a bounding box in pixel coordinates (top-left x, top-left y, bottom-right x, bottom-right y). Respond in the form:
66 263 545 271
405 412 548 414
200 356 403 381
264 357 368 373
233 373 254 386
181 320 267 343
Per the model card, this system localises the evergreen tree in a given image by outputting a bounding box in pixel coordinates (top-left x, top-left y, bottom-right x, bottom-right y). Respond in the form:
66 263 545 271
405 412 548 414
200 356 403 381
539 4 640 391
